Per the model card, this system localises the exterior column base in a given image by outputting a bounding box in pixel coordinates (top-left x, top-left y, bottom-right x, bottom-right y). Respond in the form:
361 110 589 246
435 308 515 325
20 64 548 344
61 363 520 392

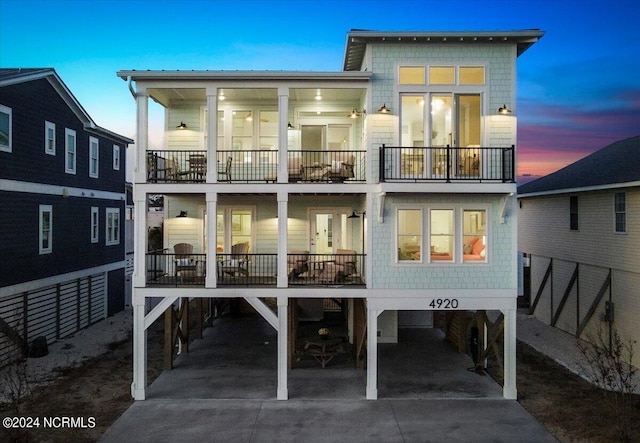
366 387 378 400
131 383 146 400
277 387 288 400
503 386 517 400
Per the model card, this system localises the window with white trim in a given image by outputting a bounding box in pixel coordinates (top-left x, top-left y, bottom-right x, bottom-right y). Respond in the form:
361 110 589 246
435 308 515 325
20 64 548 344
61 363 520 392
91 207 99 243
45 121 56 155
0 104 11 152
570 196 579 231
430 209 454 262
463 209 487 262
65 128 76 174
113 144 120 170
106 208 120 245
89 136 99 178
39 205 53 254
614 192 626 233
397 209 422 261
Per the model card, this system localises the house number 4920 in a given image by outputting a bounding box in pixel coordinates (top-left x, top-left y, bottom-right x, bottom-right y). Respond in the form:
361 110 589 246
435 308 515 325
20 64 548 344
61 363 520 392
429 298 459 309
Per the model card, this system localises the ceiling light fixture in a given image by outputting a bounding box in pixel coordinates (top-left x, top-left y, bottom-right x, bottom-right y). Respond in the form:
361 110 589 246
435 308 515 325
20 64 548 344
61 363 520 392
315 89 322 101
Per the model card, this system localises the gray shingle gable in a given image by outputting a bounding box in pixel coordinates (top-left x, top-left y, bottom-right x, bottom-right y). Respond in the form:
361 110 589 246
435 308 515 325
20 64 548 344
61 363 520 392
518 135 640 195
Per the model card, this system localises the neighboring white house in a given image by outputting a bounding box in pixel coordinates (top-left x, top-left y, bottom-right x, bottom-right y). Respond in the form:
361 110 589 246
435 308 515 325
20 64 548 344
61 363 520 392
118 28 544 401
518 135 640 368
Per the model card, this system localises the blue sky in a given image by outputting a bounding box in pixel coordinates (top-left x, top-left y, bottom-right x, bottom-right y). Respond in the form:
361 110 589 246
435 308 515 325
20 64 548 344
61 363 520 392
1 0 639 180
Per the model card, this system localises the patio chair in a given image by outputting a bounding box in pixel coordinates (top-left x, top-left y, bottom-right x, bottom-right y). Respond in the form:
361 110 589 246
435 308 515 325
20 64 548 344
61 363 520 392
218 156 232 182
174 243 197 282
220 242 250 278
317 249 357 283
326 152 355 182
287 250 309 280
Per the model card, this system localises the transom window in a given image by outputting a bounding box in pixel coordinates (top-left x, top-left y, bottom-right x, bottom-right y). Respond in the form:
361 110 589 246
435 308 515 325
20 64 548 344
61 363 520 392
398 65 486 86
429 66 455 84
399 66 426 85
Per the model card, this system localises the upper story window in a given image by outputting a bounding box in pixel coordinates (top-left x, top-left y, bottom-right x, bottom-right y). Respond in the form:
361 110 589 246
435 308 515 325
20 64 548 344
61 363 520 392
430 209 454 262
614 192 626 233
91 207 99 243
463 210 487 262
45 121 56 155
89 137 99 178
569 196 579 231
113 144 120 170
106 208 120 246
65 128 76 174
399 66 425 85
39 205 53 254
0 104 12 152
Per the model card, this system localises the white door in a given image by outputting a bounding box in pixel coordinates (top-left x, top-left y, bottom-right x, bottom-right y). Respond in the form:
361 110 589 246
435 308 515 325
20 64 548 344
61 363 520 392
309 209 349 254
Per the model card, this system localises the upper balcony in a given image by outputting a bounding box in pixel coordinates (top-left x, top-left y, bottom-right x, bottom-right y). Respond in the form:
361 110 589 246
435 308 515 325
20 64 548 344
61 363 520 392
379 145 515 183
147 149 366 184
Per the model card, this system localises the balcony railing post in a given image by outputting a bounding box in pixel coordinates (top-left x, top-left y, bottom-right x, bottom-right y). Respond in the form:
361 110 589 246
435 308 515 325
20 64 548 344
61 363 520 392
446 145 451 183
380 144 385 182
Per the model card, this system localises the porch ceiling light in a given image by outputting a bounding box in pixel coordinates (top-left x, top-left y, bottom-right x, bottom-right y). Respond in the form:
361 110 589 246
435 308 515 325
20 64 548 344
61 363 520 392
177 121 187 129
245 112 253 122
218 90 225 100
315 89 322 101
177 210 188 218
377 104 391 113
498 104 512 114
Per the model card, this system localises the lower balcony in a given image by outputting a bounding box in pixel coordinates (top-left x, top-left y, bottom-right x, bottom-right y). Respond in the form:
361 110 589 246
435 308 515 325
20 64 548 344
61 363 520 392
145 251 366 288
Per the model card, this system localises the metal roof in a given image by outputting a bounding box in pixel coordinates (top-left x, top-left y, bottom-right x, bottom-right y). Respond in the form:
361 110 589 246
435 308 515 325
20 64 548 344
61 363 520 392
343 29 545 71
518 135 640 196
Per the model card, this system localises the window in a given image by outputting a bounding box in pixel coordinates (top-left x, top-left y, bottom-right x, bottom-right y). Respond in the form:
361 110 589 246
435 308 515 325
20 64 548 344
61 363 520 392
39 205 52 254
232 110 253 161
397 209 422 261
216 207 254 253
0 104 11 152
399 66 425 85
113 144 120 170
65 128 76 174
463 210 487 262
91 207 99 243
430 209 454 262
106 208 120 245
614 192 626 233
459 67 485 85
89 136 99 178
429 66 455 84
45 121 56 155
570 196 579 230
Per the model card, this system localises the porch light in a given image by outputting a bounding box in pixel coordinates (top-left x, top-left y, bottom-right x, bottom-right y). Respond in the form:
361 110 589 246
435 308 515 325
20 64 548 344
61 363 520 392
315 89 322 101
498 104 512 114
348 210 365 218
377 104 391 113
218 90 225 101
288 122 294 129
176 121 187 129
245 112 253 122
348 109 361 119
177 210 188 218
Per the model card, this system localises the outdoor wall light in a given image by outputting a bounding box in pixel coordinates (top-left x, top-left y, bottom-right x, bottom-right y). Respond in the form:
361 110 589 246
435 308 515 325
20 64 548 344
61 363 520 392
177 210 188 218
348 210 366 218
287 122 294 129
498 105 512 114
377 104 391 113
348 108 365 118
177 121 187 129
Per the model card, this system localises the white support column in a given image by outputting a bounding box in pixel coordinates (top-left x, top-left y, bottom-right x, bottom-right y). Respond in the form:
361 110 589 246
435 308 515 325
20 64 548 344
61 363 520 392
277 191 289 288
277 87 289 184
134 89 148 184
366 308 379 399
206 192 218 287
131 294 147 400
206 88 218 183
503 308 517 399
133 191 147 288
277 296 288 400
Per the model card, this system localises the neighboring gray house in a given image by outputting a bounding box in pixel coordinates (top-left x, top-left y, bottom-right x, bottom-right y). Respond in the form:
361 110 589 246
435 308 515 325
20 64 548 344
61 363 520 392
120 28 544 401
518 135 640 367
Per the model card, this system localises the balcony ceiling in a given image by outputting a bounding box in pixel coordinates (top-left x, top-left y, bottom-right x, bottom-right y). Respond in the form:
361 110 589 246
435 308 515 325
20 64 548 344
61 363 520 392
148 87 365 107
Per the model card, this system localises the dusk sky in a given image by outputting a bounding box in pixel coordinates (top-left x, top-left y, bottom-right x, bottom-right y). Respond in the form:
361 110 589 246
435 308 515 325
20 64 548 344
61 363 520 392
1 0 638 182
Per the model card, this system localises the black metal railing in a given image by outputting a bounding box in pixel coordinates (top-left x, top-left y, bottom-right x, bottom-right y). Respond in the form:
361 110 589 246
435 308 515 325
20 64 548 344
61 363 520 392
147 149 367 183
146 250 207 286
379 145 515 182
216 253 278 286
287 252 365 286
